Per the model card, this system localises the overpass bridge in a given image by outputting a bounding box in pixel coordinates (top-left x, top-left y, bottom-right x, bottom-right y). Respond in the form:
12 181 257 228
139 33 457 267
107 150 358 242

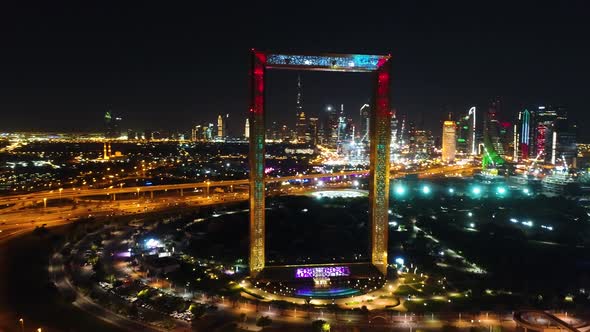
514 310 590 332
0 165 478 208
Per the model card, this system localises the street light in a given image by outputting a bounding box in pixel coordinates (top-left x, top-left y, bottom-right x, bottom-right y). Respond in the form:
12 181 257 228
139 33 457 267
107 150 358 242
472 186 481 195
394 184 405 196
43 197 47 209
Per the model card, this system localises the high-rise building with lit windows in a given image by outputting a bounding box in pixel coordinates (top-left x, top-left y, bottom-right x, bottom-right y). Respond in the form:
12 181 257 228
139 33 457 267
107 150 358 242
217 115 223 138
515 109 532 160
484 100 503 156
532 106 557 159
541 107 576 165
296 112 307 143
323 104 339 147
467 107 477 155
244 118 250 139
456 113 471 155
442 121 456 162
308 117 319 145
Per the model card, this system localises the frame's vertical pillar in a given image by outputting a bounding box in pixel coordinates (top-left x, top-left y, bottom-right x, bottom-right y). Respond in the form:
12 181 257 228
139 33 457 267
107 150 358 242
369 58 392 275
249 51 266 277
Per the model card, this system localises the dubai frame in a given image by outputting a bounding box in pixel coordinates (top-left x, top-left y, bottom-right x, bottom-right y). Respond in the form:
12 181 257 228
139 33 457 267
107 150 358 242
249 50 392 277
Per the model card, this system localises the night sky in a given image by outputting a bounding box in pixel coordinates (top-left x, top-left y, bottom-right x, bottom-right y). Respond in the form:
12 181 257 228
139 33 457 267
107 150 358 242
0 2 589 139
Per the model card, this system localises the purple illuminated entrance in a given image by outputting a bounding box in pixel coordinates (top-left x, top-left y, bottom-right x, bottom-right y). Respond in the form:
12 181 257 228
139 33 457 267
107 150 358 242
295 266 351 279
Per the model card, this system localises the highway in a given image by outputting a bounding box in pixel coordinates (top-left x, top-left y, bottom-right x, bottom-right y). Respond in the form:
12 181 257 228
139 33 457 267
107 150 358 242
0 192 250 244
0 165 478 207
0 164 478 244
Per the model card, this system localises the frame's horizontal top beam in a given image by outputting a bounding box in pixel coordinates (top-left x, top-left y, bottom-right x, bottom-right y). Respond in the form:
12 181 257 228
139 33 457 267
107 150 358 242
256 51 390 72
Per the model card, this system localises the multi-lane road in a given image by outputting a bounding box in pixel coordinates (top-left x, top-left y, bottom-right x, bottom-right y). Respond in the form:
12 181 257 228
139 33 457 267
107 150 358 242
0 192 249 243
0 165 478 207
0 164 478 244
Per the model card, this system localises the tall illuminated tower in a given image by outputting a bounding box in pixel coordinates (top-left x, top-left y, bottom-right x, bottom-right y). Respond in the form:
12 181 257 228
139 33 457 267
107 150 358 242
517 109 531 160
484 101 504 155
360 104 370 142
217 115 224 138
103 142 109 160
325 104 339 147
467 107 477 155
513 120 519 161
295 75 308 143
244 118 250 139
224 114 230 138
337 104 346 143
442 121 456 162
308 117 319 145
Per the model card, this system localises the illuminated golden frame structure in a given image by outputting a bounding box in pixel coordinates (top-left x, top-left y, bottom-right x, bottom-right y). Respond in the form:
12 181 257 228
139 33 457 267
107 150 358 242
249 50 392 277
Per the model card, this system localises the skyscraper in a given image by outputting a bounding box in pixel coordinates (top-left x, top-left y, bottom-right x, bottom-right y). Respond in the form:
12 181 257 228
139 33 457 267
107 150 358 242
456 113 471 155
296 112 307 143
217 115 223 138
513 119 519 161
390 109 400 161
543 107 576 165
244 118 250 139
308 117 319 146
337 104 346 144
516 109 532 160
360 103 370 142
206 124 214 141
533 106 557 158
324 104 339 147
192 125 201 142
294 75 308 143
224 114 230 138
104 111 122 139
442 121 456 162
408 121 433 157
484 101 503 156
467 107 477 155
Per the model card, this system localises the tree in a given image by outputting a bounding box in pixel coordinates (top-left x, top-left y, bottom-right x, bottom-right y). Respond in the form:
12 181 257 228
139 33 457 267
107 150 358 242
92 258 106 281
256 316 272 327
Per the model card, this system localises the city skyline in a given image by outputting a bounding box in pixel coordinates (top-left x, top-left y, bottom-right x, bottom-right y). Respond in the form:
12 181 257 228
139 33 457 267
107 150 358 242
0 3 589 139
3 3 590 332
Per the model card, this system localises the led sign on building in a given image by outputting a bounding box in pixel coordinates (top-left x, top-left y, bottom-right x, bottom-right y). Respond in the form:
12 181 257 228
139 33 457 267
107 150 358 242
295 266 351 278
